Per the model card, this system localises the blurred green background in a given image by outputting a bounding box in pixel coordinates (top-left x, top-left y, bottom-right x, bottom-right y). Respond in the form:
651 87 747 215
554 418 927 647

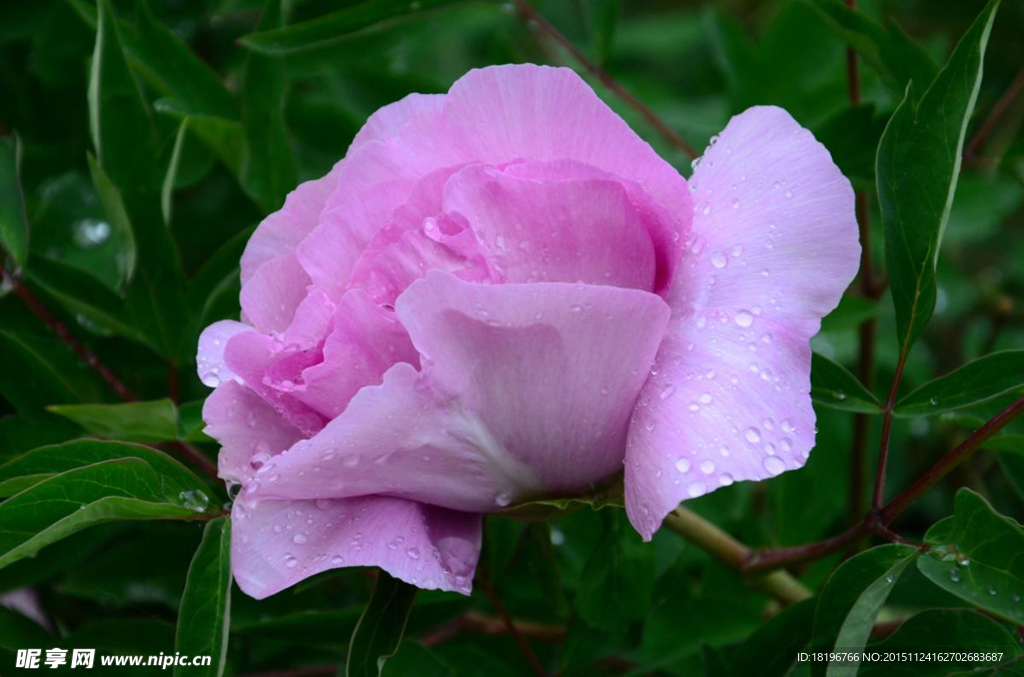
0 0 1022 675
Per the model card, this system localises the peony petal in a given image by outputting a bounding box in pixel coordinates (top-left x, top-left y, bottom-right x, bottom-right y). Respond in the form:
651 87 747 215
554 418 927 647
442 165 658 291
292 289 419 418
249 272 670 511
196 320 251 388
231 495 481 599
241 93 445 287
625 106 860 539
309 65 692 297
239 252 311 334
240 172 338 286
349 93 446 151
203 380 303 485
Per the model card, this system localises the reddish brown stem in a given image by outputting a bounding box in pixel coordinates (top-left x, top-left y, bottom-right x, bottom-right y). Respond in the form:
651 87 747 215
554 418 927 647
1 260 138 402
169 441 219 479
963 64 1024 162
743 393 1024 572
512 0 698 159
479 581 548 677
873 352 908 510
880 394 1024 524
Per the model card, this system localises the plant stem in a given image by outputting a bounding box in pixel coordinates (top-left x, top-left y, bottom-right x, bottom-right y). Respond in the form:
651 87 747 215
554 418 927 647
479 580 548 676
873 352 908 510
663 508 812 605
880 394 1024 523
0 259 138 402
512 0 698 159
963 64 1024 163
738 393 1024 573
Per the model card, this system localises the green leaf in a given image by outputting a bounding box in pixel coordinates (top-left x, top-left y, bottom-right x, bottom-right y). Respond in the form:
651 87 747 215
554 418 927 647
804 0 936 96
133 1 238 121
810 352 883 414
240 0 467 55
576 508 656 631
917 488 1024 625
0 330 91 414
25 256 154 349
859 609 1022 676
240 0 297 213
0 605 53 650
895 350 1024 417
48 399 179 444
727 598 815 677
88 0 159 193
0 439 209 498
878 0 999 357
86 152 137 289
162 118 188 225
154 98 245 179
175 516 231 677
0 134 29 268
0 457 210 568
346 571 418 677
812 544 918 676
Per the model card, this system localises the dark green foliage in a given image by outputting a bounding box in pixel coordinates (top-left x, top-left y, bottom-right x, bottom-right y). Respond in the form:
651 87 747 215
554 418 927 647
0 1 1023 675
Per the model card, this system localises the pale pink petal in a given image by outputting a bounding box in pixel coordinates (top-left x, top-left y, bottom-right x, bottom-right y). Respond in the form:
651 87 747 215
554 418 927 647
239 252 311 334
223 331 327 437
241 93 445 287
625 106 860 539
349 93 446 150
203 381 303 484
442 165 658 290
196 320 251 388
231 495 481 599
309 65 691 297
292 289 419 418
249 272 670 511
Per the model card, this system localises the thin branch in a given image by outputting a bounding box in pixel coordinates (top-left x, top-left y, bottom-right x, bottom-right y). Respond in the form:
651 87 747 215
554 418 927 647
663 508 812 605
741 393 1024 573
1 257 221 480
0 259 138 402
479 580 548 677
963 64 1024 163
420 611 565 648
512 0 698 159
169 441 220 479
845 2 878 526
880 393 1024 524
873 352 908 510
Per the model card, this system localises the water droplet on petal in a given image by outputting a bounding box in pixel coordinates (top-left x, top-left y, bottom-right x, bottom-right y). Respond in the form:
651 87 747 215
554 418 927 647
687 481 707 498
734 311 754 328
284 555 298 569
744 427 761 443
495 493 512 507
700 460 715 475
293 533 308 545
660 385 676 400
763 456 785 476
675 458 691 473
719 473 734 486
711 251 727 268
406 547 420 560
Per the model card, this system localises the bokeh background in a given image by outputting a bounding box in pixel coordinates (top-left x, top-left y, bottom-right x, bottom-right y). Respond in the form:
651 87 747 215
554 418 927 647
1 1 1022 675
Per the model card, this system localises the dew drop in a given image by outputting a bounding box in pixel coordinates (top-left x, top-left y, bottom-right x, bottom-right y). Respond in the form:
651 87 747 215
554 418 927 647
719 473 734 486
686 481 707 498
711 251 728 269
660 385 676 400
331 555 345 566
284 555 298 569
734 311 754 328
948 568 961 583
700 460 716 475
744 427 761 443
406 547 421 560
495 493 512 507
988 586 997 596
675 458 692 473
763 456 785 476
293 533 308 545
781 419 795 433
699 392 713 404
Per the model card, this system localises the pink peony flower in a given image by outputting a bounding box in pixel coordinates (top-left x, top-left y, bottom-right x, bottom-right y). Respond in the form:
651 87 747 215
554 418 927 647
198 64 859 599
